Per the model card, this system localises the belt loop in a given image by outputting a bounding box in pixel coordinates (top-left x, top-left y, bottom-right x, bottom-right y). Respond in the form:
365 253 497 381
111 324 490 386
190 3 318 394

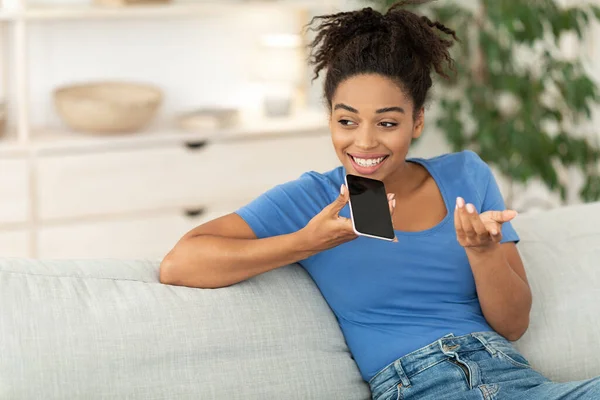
472 332 497 356
438 333 454 353
393 358 411 387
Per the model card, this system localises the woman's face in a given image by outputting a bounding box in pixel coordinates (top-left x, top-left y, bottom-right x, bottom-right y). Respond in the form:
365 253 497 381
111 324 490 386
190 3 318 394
329 73 424 185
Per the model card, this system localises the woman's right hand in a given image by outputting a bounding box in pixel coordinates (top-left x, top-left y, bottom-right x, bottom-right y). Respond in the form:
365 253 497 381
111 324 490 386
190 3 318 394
297 184 396 253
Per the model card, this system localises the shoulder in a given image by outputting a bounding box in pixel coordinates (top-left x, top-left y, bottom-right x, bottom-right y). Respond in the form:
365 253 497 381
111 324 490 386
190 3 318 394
418 150 492 180
414 150 493 204
299 166 345 192
234 166 344 238
268 166 344 208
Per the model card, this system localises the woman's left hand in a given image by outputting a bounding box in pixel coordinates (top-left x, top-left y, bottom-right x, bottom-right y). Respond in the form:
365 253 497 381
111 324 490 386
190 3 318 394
454 196 517 250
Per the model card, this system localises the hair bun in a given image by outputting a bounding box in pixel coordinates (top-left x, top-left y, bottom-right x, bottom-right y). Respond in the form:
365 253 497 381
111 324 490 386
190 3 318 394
307 0 458 117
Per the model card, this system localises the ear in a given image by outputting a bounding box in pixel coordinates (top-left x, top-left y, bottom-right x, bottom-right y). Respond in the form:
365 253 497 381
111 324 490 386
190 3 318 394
412 108 425 139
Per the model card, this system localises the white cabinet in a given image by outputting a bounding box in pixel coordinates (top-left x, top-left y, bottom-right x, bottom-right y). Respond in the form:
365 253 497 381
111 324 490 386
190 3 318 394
37 208 232 260
0 229 31 257
37 134 340 222
37 145 209 221
0 159 30 225
9 128 340 259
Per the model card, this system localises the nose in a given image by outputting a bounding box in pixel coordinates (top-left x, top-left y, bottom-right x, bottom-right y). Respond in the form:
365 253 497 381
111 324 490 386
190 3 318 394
354 126 378 150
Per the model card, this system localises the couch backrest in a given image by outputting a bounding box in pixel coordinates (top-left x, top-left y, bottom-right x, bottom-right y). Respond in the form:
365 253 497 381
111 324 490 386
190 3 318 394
511 201 600 382
0 258 370 400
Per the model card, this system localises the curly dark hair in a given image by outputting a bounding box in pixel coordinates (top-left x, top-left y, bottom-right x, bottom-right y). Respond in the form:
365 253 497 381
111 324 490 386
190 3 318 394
307 0 458 119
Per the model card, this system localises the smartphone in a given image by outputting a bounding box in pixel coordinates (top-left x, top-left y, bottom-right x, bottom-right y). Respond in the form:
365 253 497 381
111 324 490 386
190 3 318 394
345 174 396 241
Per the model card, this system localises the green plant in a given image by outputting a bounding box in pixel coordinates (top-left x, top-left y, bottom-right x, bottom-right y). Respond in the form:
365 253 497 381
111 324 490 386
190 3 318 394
367 0 600 206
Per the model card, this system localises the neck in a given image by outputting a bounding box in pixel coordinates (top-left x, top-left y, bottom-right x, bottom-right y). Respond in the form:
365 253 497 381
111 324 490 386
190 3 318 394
383 161 425 198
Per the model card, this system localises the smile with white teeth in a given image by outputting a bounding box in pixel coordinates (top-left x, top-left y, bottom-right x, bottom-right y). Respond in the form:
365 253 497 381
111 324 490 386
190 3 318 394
351 156 386 167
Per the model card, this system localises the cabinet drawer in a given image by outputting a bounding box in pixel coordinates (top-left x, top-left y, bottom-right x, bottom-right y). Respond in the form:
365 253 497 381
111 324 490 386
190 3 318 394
195 135 340 204
37 134 340 221
37 146 210 221
0 159 30 224
0 229 30 257
37 207 233 260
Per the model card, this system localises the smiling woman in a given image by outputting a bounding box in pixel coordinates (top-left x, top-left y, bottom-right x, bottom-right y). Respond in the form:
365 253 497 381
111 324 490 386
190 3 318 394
329 74 421 183
159 1 600 399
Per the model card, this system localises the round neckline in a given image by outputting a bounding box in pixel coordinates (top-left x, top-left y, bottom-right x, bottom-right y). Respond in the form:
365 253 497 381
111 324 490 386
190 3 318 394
391 157 452 236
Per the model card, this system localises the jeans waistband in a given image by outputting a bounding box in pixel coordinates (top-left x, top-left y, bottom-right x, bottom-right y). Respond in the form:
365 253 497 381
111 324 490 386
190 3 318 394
368 331 503 395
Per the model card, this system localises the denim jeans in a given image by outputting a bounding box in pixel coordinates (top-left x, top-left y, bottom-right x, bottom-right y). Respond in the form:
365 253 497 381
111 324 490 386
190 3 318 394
368 331 600 400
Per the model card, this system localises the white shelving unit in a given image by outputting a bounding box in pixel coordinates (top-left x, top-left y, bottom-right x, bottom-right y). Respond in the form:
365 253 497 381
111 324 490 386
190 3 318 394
0 0 342 152
0 0 345 259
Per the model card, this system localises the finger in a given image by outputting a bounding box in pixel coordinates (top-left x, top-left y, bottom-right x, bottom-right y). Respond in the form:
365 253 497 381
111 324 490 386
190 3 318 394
491 230 502 243
457 198 477 240
484 209 518 223
328 184 350 216
454 198 466 241
464 203 488 239
486 222 503 242
387 193 396 217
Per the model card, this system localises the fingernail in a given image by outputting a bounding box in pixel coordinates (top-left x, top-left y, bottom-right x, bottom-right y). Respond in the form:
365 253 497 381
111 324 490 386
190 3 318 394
466 204 475 213
387 193 394 200
491 229 498 235
392 199 396 208
340 184 345 195
456 197 465 208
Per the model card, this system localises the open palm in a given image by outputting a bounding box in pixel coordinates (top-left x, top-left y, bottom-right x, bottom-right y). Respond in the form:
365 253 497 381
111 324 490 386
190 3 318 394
455 197 517 248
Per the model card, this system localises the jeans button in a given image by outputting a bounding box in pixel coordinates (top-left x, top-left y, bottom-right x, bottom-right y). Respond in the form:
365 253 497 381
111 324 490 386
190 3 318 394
443 343 459 352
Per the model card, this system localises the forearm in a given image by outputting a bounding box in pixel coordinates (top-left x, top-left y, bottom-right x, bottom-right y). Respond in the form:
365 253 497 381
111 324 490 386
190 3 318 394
160 232 315 289
466 244 532 341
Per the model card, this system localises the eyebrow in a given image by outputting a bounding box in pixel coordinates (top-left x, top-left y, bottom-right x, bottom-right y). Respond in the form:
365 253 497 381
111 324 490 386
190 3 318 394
376 106 405 114
333 103 405 114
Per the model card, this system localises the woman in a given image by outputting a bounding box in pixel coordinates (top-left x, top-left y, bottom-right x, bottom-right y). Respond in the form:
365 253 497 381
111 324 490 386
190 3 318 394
160 1 600 399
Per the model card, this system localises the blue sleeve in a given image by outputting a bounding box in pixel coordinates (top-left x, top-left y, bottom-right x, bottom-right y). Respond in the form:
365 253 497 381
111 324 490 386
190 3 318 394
466 151 520 244
234 172 334 239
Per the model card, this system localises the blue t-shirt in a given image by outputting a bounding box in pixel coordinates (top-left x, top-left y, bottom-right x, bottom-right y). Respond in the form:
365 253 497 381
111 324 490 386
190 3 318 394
235 150 519 382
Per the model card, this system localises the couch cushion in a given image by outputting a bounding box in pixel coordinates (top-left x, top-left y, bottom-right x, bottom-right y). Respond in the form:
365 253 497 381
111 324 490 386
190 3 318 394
0 258 370 400
511 201 600 382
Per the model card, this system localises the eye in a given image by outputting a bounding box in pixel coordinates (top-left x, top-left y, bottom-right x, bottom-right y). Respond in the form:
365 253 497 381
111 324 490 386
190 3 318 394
338 119 356 127
379 121 398 128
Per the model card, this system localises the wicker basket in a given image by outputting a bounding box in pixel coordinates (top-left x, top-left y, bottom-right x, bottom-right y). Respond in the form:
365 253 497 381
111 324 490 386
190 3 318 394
93 0 171 6
54 81 163 134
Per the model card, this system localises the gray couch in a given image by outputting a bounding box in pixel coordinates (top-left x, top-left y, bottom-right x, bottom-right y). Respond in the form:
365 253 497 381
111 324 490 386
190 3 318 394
1 202 600 399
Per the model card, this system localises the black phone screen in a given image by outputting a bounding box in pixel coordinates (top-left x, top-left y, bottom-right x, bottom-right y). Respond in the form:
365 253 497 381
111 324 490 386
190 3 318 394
345 174 395 240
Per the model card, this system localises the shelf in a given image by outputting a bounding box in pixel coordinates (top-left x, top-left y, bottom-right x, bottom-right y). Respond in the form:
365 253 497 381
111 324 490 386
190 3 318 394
0 10 19 21
29 108 330 154
1 0 329 22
